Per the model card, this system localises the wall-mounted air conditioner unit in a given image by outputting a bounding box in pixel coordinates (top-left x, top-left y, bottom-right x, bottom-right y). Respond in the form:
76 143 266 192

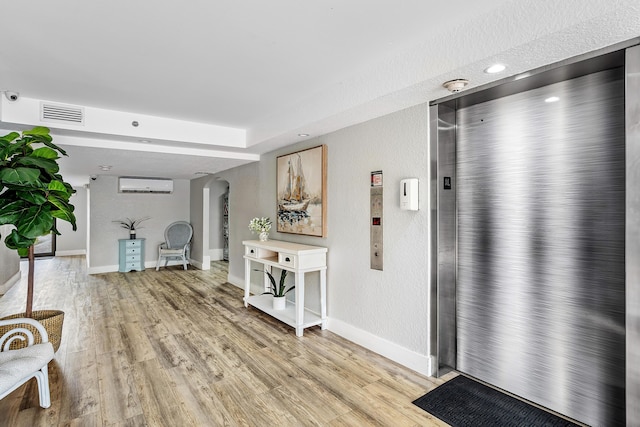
119 177 173 194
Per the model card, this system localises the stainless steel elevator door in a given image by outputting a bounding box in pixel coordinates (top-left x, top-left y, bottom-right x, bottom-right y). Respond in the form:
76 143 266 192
456 68 625 427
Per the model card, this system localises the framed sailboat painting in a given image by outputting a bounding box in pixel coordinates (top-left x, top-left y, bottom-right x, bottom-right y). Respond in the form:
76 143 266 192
276 145 327 237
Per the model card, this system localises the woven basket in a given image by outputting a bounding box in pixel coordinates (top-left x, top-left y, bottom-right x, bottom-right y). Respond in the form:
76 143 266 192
0 310 64 352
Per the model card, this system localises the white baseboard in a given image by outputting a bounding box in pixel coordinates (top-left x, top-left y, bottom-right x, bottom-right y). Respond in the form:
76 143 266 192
209 249 223 261
88 264 119 274
203 255 211 270
149 259 190 270
0 270 21 294
88 259 190 274
189 258 205 270
55 249 86 257
227 274 244 288
327 318 434 377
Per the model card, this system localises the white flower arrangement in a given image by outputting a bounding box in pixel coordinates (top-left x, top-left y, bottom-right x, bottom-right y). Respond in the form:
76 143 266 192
248 217 272 234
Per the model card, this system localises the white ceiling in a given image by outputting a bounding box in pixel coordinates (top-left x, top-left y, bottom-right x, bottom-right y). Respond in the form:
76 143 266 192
1 0 639 186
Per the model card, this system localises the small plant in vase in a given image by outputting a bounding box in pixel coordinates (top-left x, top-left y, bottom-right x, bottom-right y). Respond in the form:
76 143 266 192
249 216 272 241
113 216 150 239
258 268 294 310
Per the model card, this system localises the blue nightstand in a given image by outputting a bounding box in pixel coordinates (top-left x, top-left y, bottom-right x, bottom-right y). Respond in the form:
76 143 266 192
118 239 145 272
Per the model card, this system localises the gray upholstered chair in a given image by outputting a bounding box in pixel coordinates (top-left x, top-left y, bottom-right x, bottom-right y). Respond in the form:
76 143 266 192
156 221 193 270
0 317 54 408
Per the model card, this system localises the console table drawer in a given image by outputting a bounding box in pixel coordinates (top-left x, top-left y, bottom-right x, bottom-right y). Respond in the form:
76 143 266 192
125 247 141 255
245 246 277 260
278 252 296 268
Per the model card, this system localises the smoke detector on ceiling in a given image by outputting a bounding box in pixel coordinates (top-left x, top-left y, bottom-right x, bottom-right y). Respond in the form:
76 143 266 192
442 79 469 93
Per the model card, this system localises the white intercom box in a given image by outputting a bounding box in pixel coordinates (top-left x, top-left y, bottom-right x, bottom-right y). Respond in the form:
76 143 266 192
400 178 419 210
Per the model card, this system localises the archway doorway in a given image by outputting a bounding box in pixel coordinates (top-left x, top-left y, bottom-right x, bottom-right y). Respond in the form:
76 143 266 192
204 178 230 267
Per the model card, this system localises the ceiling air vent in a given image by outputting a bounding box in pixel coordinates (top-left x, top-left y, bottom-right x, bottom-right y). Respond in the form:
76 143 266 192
40 102 84 125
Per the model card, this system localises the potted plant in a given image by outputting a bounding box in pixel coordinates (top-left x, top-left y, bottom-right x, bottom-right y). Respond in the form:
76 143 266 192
113 216 150 239
258 268 294 310
249 216 272 241
0 127 77 351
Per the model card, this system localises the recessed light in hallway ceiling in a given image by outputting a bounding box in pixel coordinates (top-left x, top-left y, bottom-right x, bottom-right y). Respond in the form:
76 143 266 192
484 63 506 74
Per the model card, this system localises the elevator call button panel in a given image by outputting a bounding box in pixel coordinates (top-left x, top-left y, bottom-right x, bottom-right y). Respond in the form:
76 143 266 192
370 185 383 271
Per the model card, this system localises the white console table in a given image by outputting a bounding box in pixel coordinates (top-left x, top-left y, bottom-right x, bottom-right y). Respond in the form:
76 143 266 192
243 239 327 337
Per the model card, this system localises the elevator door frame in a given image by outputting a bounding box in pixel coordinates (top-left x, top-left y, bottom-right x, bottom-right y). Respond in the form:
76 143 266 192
429 39 640 425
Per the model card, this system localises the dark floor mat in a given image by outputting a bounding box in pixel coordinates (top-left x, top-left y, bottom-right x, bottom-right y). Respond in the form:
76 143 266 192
412 375 581 427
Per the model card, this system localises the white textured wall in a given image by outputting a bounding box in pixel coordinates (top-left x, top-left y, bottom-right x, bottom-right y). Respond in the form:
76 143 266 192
322 104 430 355
88 175 190 272
214 163 260 286
215 103 432 374
56 186 87 255
189 176 230 267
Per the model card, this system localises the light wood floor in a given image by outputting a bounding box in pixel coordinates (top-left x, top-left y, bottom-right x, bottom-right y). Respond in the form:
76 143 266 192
0 256 452 427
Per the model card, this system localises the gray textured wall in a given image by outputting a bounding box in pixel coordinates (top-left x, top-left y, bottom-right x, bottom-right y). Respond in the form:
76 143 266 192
215 102 431 366
0 225 20 294
56 186 88 255
209 180 228 257
88 175 190 271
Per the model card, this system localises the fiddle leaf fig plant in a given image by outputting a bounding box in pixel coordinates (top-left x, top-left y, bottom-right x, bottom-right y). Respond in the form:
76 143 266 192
0 126 77 317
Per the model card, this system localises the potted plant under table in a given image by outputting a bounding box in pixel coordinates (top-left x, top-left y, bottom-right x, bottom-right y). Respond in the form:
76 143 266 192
260 268 294 310
0 127 77 351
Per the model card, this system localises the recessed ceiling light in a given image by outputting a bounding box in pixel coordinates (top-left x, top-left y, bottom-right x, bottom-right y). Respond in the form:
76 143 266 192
99 165 112 171
139 139 151 143
545 96 560 103
484 64 506 74
298 133 310 137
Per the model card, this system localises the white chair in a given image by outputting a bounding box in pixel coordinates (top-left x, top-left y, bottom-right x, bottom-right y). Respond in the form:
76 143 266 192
0 317 54 408
156 221 193 271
